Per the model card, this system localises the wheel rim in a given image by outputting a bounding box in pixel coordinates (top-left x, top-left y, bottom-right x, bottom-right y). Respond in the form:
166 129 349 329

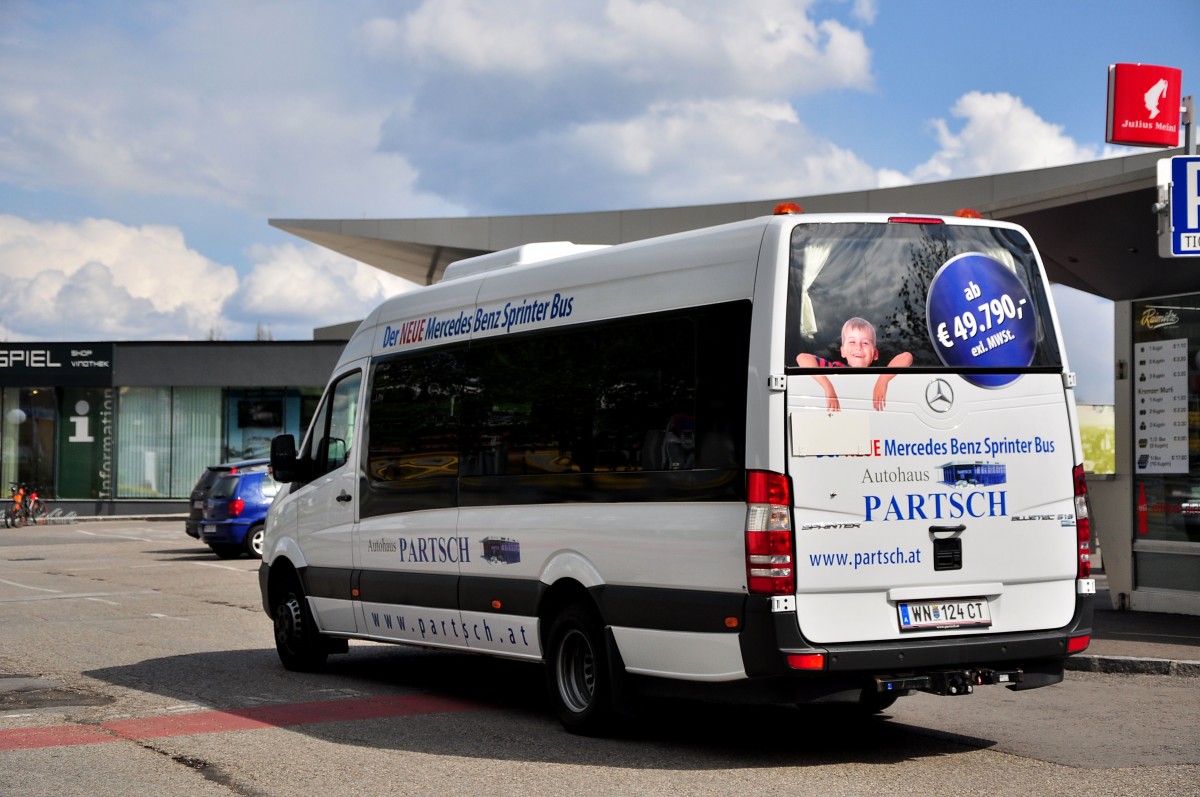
275 595 304 654
555 628 596 714
249 528 264 556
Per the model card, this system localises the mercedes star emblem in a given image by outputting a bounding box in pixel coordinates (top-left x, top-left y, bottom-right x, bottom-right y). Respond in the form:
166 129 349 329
925 379 954 413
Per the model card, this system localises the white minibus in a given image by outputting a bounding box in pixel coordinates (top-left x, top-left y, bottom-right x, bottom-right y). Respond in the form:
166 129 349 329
260 207 1095 734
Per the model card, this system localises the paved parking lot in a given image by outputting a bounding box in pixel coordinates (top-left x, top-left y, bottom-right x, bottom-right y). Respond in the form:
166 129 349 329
1 520 1197 796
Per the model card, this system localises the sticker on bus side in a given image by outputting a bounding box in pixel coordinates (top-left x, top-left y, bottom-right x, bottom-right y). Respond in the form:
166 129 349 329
378 294 578 352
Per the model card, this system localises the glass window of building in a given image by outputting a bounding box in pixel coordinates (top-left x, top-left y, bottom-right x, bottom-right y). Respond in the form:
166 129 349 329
1131 295 1200 593
1 387 57 498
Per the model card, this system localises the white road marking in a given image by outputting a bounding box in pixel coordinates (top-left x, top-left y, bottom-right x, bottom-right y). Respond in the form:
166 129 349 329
0 578 61 593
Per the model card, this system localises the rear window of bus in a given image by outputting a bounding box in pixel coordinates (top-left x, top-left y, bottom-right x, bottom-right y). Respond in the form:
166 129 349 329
785 221 1062 373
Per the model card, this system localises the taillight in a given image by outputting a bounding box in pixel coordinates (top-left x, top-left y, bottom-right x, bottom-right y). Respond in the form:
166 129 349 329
746 470 794 595
786 653 826 670
887 216 945 224
229 498 245 517
1073 464 1091 579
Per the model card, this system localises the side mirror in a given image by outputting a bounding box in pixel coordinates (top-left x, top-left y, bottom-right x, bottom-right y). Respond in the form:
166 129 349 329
270 434 301 483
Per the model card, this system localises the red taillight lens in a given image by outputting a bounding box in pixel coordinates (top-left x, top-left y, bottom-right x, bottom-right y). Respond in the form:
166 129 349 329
1067 634 1091 653
746 471 794 595
747 469 791 505
229 498 245 517
786 653 826 670
887 216 944 224
1073 465 1091 579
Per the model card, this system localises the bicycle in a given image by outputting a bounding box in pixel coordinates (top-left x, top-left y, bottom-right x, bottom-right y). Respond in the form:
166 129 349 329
24 484 48 525
4 483 49 527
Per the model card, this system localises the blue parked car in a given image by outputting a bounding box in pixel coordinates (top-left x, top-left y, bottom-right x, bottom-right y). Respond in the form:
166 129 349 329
185 458 269 539
199 470 280 559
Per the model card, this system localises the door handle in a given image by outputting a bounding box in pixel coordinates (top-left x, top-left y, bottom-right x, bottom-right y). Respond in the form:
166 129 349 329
929 524 965 537
336 490 353 503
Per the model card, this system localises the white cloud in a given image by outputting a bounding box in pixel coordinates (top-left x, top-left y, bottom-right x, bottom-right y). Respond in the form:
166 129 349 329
0 2 1148 345
0 5 464 220
0 216 408 341
553 98 881 205
363 1 879 211
1 1 879 223
910 92 1126 182
373 0 873 96
0 215 236 340
227 242 417 339
851 0 879 24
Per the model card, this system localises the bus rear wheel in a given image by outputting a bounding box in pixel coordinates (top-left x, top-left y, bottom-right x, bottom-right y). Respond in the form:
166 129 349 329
545 603 615 736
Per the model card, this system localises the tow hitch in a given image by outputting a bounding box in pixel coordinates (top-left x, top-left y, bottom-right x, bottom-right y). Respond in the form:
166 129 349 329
873 668 1024 697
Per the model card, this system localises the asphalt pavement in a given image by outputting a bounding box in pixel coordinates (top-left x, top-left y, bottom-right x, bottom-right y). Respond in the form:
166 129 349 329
64 514 1200 677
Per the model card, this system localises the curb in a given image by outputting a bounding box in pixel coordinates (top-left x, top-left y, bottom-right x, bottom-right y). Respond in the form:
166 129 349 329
5 514 187 526
79 515 187 522
1066 655 1200 677
60 514 188 524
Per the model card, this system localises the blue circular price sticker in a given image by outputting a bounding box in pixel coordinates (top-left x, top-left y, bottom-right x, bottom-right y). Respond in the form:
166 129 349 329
925 253 1036 387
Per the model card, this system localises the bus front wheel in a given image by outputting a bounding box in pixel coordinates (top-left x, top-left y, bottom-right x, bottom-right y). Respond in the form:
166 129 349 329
272 574 329 672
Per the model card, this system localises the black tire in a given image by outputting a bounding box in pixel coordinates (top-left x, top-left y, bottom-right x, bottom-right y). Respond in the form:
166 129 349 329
244 524 265 558
272 574 329 672
27 499 48 525
7 506 25 528
545 603 615 736
210 544 243 559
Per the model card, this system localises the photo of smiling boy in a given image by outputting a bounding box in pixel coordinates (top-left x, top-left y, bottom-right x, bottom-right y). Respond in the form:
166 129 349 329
795 316 912 411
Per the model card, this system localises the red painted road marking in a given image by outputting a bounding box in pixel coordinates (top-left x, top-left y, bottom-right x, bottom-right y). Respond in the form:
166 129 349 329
0 724 114 750
0 694 481 751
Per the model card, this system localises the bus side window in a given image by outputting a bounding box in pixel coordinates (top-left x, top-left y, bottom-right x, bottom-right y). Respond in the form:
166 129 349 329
309 370 361 478
318 437 348 471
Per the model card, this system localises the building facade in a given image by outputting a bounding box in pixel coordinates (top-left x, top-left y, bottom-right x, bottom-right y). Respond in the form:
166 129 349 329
0 340 343 516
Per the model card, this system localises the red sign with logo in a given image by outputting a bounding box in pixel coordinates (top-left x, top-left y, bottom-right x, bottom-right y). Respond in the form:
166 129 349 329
1107 63 1182 147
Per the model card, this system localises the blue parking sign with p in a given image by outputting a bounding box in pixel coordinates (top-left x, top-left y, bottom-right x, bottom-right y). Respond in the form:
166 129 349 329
1171 156 1200 256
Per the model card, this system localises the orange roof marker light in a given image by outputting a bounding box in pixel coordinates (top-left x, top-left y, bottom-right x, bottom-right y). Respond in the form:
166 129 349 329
954 208 984 218
773 202 803 215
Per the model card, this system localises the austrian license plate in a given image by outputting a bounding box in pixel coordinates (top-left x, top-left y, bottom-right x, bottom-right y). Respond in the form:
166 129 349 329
898 598 991 631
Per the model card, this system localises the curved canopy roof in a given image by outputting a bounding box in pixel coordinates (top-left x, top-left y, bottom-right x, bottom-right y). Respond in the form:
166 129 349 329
271 148 1194 302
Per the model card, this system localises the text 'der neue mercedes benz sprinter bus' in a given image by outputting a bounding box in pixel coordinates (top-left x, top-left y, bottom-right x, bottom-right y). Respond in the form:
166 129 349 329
260 206 1095 734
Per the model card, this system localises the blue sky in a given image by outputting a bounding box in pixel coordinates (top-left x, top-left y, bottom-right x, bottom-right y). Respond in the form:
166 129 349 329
1 0 1198 402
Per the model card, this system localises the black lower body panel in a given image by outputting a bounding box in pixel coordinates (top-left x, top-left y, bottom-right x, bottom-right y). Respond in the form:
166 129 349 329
736 592 1092 695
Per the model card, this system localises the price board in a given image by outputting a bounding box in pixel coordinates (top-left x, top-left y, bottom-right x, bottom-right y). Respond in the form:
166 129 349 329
1134 338 1189 474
